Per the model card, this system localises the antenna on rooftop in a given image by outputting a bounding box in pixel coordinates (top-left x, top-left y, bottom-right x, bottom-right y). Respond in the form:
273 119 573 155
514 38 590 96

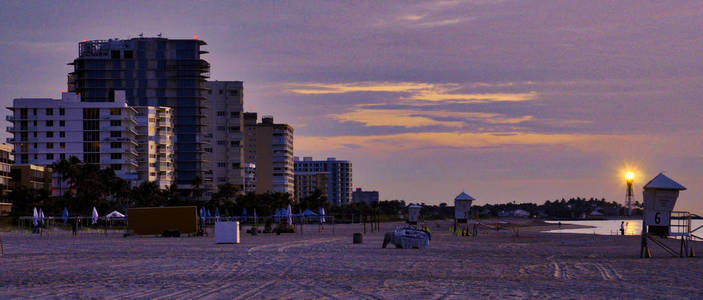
139 33 144 38
157 33 162 37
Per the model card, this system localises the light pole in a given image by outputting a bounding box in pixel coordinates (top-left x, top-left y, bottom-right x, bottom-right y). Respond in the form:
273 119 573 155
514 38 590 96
625 171 635 216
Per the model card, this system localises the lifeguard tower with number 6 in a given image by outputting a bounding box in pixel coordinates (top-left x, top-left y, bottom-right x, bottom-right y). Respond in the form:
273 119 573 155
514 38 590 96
640 173 696 258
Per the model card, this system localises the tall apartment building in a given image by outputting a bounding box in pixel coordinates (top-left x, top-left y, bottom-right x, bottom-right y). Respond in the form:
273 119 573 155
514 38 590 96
203 81 244 191
7 92 140 184
0 144 13 192
294 171 328 201
243 113 294 195
68 37 210 188
294 157 353 206
135 106 174 189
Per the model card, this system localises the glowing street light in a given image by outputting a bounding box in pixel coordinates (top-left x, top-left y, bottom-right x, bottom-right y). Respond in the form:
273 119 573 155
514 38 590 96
625 171 635 216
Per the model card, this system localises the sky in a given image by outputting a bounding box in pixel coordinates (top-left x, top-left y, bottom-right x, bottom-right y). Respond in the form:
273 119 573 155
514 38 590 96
1 0 702 212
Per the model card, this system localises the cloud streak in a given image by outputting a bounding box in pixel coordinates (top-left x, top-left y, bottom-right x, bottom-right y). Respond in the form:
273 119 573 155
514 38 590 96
286 81 538 103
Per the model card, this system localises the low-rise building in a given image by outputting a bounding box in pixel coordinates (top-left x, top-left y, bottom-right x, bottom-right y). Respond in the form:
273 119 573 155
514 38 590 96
0 144 13 193
352 188 379 205
11 164 52 191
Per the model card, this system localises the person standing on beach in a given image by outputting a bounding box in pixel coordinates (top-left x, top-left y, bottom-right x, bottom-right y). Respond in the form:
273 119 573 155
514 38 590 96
620 221 625 235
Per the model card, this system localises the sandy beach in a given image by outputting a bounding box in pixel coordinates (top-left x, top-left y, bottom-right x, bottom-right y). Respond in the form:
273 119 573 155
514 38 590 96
1 220 703 299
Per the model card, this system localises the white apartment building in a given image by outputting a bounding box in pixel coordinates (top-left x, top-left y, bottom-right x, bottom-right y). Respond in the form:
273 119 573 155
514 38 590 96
294 157 352 206
203 81 244 192
7 92 140 184
135 106 174 189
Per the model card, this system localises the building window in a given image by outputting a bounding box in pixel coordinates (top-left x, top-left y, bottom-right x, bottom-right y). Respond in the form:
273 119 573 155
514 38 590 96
219 90 223 95
110 120 121 127
124 50 133 59
46 108 53 116
229 126 240 132
217 111 226 116
46 143 54 149
111 142 121 149
46 131 53 138
83 108 99 119
230 112 239 118
59 131 65 138
33 132 37 138
229 90 238 96
60 153 65 160
232 163 240 169
217 162 226 167
60 120 65 127
204 147 212 152
59 108 65 116
32 108 37 116
230 141 239 146
217 140 225 145
59 142 65 149
111 153 122 160
110 131 121 138
47 153 54 160
110 108 121 116
217 126 225 131
46 120 53 127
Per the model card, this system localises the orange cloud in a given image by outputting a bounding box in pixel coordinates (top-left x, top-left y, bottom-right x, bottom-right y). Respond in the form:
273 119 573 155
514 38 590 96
329 108 533 128
286 81 538 103
295 131 642 154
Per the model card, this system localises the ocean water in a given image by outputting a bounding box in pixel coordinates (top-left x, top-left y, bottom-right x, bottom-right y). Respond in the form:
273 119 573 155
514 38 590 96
545 219 703 236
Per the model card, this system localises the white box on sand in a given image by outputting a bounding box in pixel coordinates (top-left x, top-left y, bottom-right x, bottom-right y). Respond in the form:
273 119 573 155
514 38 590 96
215 221 240 244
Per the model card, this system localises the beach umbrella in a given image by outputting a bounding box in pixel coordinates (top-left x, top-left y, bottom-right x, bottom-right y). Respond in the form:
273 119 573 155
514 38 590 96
62 207 69 224
32 207 38 227
91 207 99 225
319 207 326 223
215 207 220 219
287 204 293 226
206 209 211 218
253 209 257 224
38 208 45 225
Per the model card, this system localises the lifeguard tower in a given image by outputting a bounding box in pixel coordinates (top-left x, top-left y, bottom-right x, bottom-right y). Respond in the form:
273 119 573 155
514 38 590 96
640 173 694 258
454 192 475 234
407 204 421 225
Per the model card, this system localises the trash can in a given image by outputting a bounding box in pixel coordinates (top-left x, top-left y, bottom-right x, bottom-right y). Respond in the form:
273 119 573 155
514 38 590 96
353 232 363 244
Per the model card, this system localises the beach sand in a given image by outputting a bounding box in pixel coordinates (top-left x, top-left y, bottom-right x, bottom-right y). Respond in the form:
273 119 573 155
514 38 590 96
1 220 703 299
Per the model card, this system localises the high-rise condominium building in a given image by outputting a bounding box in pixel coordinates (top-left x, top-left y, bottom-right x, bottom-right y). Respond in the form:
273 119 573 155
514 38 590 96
68 37 210 188
294 157 352 206
294 171 328 202
7 92 140 183
243 114 294 195
203 81 244 191
135 106 174 189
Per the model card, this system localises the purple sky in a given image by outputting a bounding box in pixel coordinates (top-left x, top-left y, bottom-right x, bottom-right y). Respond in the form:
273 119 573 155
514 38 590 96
1 1 702 211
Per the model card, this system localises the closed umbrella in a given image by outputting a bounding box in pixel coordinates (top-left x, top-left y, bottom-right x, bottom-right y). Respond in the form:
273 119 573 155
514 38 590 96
253 209 257 224
287 204 293 226
38 208 45 226
215 207 220 220
62 207 69 224
91 207 99 225
319 207 326 223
